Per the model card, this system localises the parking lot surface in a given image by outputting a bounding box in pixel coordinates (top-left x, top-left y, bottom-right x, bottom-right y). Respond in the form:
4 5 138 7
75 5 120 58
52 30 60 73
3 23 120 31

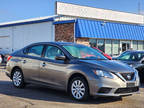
0 66 144 108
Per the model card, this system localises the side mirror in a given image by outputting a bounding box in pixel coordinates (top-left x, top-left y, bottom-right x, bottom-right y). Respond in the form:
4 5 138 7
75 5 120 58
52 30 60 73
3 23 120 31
55 55 66 60
141 60 144 64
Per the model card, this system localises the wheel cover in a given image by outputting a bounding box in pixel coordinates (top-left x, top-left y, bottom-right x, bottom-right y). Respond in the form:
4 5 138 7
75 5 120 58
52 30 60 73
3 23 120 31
71 80 85 99
13 71 22 86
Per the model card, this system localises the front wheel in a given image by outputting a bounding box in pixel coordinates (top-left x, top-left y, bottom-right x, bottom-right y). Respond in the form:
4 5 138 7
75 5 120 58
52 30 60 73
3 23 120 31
12 68 25 88
69 77 89 101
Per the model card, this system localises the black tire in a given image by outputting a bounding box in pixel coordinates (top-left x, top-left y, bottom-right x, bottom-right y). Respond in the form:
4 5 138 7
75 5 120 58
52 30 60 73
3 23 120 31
12 68 25 88
68 77 89 101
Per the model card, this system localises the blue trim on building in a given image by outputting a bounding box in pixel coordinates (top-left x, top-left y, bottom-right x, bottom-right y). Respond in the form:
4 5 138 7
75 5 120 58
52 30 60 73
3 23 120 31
75 19 144 40
53 20 76 25
0 18 54 28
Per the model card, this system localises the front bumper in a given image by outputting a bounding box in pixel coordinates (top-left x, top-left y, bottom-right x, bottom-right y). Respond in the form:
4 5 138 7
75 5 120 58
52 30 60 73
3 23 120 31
93 86 139 97
89 74 140 97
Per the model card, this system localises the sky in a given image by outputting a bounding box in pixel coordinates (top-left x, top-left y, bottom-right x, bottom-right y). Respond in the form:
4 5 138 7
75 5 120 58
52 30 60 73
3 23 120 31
0 0 143 23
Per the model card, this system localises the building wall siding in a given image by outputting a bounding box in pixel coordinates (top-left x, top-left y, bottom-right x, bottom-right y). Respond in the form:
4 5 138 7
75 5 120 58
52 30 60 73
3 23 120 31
55 23 74 42
0 21 54 53
76 38 90 46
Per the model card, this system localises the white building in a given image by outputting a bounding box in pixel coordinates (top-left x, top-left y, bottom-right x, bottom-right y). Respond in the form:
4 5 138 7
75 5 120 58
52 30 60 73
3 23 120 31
0 16 56 53
0 2 144 56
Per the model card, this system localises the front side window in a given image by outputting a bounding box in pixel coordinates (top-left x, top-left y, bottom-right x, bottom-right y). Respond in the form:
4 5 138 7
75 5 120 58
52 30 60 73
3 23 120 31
136 53 144 61
118 52 140 61
44 46 64 60
63 44 107 60
27 45 44 57
118 53 131 60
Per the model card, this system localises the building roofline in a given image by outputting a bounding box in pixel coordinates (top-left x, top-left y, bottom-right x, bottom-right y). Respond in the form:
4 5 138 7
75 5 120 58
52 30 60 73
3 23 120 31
0 15 61 28
53 20 76 24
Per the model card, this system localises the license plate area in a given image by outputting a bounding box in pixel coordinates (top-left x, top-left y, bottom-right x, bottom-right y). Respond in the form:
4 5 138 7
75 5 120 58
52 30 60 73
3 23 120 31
127 83 135 87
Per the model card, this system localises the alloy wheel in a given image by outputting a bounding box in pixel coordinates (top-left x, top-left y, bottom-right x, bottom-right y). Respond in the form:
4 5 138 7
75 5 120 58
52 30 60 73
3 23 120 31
71 80 85 100
12 70 22 87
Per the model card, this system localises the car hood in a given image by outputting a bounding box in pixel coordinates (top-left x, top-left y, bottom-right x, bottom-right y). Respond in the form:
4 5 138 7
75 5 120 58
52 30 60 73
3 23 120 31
79 60 134 73
116 60 143 69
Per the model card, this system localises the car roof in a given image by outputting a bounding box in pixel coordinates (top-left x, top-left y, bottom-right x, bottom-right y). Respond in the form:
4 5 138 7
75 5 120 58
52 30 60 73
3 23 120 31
30 42 80 46
123 50 144 53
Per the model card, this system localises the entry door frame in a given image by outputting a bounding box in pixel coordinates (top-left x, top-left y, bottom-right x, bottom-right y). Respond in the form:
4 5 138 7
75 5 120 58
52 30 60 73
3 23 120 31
120 40 131 53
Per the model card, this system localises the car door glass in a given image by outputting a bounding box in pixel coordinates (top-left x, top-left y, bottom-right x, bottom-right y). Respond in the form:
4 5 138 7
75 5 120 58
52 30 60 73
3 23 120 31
118 53 131 60
130 54 136 61
44 46 64 60
137 53 144 61
27 45 44 57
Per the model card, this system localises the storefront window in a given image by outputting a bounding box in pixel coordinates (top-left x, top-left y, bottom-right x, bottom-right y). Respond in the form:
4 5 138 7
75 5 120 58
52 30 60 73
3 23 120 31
138 41 143 50
133 41 137 50
97 39 104 52
105 40 112 55
112 40 119 55
89 39 97 47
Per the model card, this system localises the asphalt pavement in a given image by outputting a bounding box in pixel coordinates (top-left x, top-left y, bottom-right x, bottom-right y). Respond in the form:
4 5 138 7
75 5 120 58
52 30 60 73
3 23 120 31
0 67 144 108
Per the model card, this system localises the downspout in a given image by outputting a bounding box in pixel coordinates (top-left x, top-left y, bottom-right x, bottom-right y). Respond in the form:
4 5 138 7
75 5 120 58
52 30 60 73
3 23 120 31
73 19 77 43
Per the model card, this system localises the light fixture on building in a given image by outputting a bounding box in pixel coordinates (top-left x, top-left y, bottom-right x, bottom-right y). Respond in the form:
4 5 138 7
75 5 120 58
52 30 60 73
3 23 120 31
101 21 107 26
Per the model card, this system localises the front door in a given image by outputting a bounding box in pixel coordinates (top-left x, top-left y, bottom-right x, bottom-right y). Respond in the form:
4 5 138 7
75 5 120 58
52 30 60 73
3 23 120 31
39 45 69 88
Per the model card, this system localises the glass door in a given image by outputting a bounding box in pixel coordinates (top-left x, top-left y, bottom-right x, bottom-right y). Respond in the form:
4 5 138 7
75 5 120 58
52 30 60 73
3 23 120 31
122 42 130 52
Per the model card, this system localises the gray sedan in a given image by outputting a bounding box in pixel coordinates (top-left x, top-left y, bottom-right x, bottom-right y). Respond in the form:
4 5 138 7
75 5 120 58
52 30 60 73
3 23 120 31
6 42 139 101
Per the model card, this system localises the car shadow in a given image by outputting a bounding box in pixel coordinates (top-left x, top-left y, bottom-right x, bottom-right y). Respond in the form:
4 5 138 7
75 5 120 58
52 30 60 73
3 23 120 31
0 80 126 104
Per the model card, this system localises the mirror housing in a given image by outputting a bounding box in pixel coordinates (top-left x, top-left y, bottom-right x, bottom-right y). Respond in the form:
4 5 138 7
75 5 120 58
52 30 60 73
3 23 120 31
55 55 66 61
141 60 144 64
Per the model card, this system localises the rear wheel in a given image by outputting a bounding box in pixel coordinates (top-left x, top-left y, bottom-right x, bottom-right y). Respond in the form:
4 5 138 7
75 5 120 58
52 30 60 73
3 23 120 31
12 68 25 88
69 77 89 101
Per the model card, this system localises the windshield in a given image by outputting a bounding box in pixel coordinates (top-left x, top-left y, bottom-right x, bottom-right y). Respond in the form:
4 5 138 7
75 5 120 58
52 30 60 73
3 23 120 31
118 52 144 61
92 47 103 54
63 44 107 60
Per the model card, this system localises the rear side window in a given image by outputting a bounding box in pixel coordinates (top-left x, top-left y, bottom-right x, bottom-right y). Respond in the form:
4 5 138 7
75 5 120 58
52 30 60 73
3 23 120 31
27 45 44 57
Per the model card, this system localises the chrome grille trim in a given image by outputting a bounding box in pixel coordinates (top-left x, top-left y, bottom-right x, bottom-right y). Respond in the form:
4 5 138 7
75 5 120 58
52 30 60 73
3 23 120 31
114 72 135 82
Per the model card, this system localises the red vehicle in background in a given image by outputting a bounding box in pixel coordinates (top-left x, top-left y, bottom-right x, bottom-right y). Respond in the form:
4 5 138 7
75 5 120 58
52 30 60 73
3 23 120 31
92 47 112 60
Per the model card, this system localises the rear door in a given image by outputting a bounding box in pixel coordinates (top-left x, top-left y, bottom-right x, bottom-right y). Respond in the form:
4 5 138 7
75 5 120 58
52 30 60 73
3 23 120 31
22 44 44 81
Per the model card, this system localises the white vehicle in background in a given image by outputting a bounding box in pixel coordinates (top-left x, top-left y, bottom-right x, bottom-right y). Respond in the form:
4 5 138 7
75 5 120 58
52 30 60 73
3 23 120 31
0 55 2 64
0 50 10 64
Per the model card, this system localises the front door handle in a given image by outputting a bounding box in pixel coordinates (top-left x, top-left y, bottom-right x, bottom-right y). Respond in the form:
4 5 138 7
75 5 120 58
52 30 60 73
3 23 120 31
23 60 26 64
42 62 46 67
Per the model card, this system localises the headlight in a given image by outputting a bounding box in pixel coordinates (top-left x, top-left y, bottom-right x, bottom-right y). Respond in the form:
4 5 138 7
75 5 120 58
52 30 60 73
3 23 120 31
134 68 139 78
93 70 114 79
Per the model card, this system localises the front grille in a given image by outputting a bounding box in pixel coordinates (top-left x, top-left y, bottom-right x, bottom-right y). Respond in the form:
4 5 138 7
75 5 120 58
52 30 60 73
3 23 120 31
120 72 135 81
115 87 139 94
98 87 112 93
